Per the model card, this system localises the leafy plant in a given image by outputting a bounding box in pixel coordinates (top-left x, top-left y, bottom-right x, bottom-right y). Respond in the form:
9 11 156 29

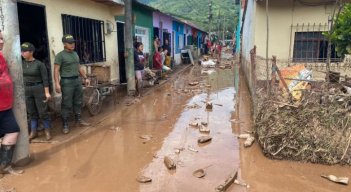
329 3 351 57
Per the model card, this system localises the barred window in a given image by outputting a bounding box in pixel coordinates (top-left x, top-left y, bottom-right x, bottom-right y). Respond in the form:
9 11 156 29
61 14 106 64
293 32 339 62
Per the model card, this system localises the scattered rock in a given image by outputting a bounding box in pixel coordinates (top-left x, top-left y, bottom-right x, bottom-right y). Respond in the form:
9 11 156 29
140 135 153 141
198 136 212 144
234 179 250 188
199 125 210 133
193 169 206 178
136 175 152 183
140 135 153 144
201 122 208 126
238 134 251 139
189 81 199 86
164 156 176 170
189 121 200 127
206 102 213 110
188 145 199 152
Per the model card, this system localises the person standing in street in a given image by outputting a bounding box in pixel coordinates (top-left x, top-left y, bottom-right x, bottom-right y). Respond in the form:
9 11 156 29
134 42 145 97
21 42 52 141
0 30 23 178
162 39 172 68
54 34 90 134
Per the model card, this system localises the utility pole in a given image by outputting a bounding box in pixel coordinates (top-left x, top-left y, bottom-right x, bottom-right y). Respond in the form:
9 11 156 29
1 0 30 165
223 17 226 42
208 0 212 34
124 0 135 95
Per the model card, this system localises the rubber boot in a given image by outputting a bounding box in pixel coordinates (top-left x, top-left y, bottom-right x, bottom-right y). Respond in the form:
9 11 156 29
0 145 24 177
75 114 90 126
62 117 70 134
29 119 38 141
43 119 52 141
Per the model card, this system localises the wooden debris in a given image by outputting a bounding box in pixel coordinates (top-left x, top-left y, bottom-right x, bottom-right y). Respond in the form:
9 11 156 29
136 176 152 183
215 170 238 192
164 156 176 170
198 136 212 144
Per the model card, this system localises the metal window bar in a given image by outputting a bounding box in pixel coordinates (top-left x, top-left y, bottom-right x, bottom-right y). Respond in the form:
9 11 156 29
61 14 106 64
289 23 341 64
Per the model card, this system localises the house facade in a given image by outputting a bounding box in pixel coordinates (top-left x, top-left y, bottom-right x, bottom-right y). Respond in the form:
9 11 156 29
153 11 173 55
242 0 338 64
18 0 123 89
172 21 185 64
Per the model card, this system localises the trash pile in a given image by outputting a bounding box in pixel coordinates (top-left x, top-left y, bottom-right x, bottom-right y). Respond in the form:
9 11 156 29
255 81 351 164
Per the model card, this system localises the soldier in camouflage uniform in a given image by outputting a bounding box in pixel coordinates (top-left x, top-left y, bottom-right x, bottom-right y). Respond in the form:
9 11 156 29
54 35 90 134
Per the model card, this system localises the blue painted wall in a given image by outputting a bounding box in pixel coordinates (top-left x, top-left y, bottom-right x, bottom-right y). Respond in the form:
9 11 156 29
173 21 184 54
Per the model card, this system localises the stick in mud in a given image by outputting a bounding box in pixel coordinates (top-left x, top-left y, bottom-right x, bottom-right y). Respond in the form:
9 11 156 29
215 170 238 192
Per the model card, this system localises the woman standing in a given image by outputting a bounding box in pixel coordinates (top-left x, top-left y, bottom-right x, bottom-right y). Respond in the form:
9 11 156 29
21 42 52 141
134 42 145 97
0 30 22 177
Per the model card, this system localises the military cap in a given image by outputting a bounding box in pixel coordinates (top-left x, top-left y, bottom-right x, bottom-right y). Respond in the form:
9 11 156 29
21 42 35 52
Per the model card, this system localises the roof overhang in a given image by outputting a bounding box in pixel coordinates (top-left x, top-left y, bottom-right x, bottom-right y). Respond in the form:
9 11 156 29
91 0 124 6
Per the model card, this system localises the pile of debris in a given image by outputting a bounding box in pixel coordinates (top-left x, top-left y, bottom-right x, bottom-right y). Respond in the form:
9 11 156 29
255 85 351 164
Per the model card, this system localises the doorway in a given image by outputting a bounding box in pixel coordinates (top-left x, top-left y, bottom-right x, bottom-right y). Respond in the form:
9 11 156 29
117 22 126 84
17 2 52 91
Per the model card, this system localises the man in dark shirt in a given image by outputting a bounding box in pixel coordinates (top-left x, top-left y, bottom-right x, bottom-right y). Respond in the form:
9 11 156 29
54 34 90 134
134 42 145 97
162 39 171 57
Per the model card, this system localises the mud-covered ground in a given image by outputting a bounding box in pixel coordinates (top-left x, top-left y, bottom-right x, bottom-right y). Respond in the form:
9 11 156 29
2 55 351 192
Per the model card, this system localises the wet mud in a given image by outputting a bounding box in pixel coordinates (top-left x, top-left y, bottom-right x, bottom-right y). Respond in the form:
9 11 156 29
3 63 243 192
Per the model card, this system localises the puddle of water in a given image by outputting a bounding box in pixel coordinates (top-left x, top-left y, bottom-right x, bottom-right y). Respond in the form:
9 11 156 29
139 88 240 191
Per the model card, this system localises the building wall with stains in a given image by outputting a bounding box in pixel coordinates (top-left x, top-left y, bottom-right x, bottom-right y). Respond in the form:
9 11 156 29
254 0 334 61
21 0 123 86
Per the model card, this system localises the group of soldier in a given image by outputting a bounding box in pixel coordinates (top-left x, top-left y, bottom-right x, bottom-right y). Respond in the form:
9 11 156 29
0 31 90 178
24 34 90 141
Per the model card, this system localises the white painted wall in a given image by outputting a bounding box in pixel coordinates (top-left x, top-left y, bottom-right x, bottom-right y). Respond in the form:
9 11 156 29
22 0 123 84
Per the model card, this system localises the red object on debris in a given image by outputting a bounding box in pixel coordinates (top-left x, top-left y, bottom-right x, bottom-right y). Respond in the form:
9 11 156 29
0 52 14 111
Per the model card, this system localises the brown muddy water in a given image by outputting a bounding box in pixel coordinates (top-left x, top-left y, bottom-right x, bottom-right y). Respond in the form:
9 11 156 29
2 64 243 192
4 59 350 192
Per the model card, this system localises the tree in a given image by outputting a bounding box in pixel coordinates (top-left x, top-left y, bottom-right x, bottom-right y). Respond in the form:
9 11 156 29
329 3 351 57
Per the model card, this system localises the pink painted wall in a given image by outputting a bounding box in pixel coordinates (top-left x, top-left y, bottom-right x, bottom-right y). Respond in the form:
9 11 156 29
153 12 173 43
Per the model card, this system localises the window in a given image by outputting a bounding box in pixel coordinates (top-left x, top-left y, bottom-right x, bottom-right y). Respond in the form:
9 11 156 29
135 26 150 53
61 14 106 64
293 32 339 62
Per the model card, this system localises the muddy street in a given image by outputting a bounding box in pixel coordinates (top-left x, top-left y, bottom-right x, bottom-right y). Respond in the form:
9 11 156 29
2 63 244 192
